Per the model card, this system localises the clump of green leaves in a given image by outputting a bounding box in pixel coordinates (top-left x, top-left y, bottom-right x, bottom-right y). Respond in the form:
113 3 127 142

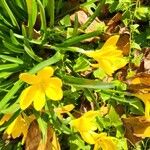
0 0 149 149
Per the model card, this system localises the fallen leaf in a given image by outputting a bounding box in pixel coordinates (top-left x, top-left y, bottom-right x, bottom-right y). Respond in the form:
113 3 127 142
106 13 122 34
127 73 150 93
107 13 122 26
117 34 130 56
25 121 60 150
25 121 41 150
123 116 150 142
122 117 143 144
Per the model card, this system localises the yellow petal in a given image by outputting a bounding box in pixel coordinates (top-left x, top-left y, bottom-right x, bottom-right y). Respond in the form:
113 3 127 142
5 119 16 135
19 86 37 110
94 133 117 150
70 113 98 132
81 131 98 144
33 87 46 111
134 93 150 103
55 104 75 114
11 116 24 138
111 57 127 70
44 78 63 100
19 73 39 84
83 110 100 118
49 77 63 87
103 35 119 48
21 123 28 144
5 115 32 144
37 66 54 79
45 86 63 101
99 59 114 76
145 101 150 118
51 129 61 150
6 116 24 138
86 50 101 58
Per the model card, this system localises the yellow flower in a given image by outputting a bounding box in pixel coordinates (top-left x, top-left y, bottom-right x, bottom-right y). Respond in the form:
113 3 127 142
0 114 34 144
135 93 150 118
85 35 128 76
19 67 63 111
93 133 117 150
70 110 100 144
54 104 75 119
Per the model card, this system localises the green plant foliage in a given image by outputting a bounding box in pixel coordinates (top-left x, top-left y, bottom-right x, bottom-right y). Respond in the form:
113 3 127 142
0 0 149 149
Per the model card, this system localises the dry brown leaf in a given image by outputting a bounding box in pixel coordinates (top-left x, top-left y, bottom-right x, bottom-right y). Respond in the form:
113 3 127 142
122 117 143 144
122 116 150 144
105 13 122 34
25 121 41 150
25 121 60 150
23 24 41 39
117 34 130 56
143 48 150 73
127 73 150 93
115 104 125 117
107 13 122 26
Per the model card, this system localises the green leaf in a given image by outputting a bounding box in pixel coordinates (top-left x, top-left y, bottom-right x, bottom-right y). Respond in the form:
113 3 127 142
57 30 103 47
132 40 141 50
80 1 105 30
83 89 96 102
80 0 97 14
60 75 115 89
1 103 20 114
93 68 107 80
37 0 47 31
26 0 37 37
0 64 20 71
10 30 20 45
60 15 71 27
47 0 55 27
0 55 23 64
3 40 24 53
117 138 128 150
69 134 91 150
108 106 124 137
0 80 23 111
37 116 47 142
116 0 131 11
24 43 42 62
0 72 13 79
73 57 90 72
135 7 150 20
1 0 19 28
128 97 144 115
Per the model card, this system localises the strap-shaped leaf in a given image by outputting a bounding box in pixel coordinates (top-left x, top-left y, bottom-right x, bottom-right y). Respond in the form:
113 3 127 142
0 55 23 64
0 64 20 71
26 0 37 37
61 75 115 89
3 40 24 53
1 0 19 28
24 43 42 62
37 0 47 31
